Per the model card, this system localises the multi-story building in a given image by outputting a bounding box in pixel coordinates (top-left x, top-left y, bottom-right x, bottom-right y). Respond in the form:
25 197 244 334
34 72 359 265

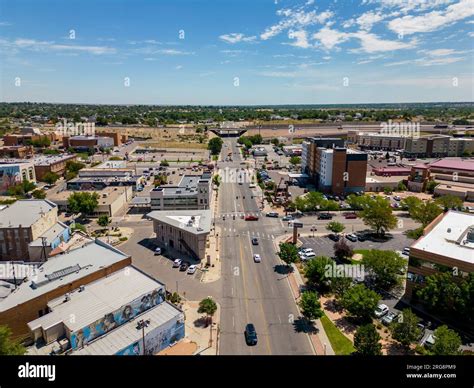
302 138 367 195
150 172 212 211
406 211 474 301
0 160 36 192
0 200 69 261
448 138 474 156
26 265 184 355
63 135 114 150
33 154 77 181
404 135 451 158
347 131 407 151
0 145 34 159
148 209 211 261
0 239 131 339
96 131 128 146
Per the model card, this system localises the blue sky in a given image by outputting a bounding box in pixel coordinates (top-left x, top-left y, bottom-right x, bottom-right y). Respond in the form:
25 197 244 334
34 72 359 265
1 0 473 105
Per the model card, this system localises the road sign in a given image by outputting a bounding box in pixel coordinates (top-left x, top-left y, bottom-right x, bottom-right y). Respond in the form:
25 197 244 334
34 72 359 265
292 222 303 228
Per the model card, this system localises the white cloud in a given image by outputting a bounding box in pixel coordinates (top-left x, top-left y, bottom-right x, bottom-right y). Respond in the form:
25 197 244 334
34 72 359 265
351 31 418 53
420 48 468 56
356 11 385 31
287 30 311 48
260 8 333 40
388 0 474 35
313 27 350 50
385 56 465 67
10 38 115 54
363 0 454 13
219 33 256 44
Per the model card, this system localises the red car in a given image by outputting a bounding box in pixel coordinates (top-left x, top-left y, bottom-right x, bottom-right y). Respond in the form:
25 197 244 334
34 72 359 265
344 212 357 219
244 215 259 221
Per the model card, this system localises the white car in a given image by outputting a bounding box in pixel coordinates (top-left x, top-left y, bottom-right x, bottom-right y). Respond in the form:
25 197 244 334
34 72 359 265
374 304 389 318
187 264 197 274
253 254 261 263
300 252 316 261
299 248 314 255
402 247 410 256
154 247 162 255
172 259 182 268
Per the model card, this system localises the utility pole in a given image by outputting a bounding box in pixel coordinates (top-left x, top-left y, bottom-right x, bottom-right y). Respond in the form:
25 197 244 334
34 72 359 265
137 319 150 355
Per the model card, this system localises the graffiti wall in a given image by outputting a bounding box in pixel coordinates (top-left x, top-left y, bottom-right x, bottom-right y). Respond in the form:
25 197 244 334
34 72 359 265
70 287 165 350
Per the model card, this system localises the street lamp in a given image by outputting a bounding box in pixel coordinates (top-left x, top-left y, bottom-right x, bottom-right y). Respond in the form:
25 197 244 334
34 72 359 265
136 319 150 355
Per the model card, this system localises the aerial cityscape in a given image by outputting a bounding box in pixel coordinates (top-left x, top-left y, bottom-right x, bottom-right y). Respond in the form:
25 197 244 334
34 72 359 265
0 0 473 385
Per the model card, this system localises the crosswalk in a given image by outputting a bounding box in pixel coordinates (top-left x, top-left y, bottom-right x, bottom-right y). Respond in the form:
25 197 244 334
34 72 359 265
220 228 275 240
219 212 262 218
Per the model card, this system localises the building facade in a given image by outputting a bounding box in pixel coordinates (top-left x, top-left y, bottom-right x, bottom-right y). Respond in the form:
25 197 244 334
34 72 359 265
0 161 36 192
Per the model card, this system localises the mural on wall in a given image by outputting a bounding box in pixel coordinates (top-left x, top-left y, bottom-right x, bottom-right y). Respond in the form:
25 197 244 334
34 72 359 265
70 287 166 350
0 170 20 193
115 315 185 356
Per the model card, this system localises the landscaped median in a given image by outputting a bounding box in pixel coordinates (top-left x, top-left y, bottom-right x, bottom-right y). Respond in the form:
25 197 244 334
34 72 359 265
320 314 355 355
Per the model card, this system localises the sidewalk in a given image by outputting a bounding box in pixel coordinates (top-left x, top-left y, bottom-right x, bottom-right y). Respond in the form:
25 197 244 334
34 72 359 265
273 234 335 355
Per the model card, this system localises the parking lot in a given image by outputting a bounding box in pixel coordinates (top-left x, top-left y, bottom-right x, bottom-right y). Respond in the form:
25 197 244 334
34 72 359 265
298 233 412 259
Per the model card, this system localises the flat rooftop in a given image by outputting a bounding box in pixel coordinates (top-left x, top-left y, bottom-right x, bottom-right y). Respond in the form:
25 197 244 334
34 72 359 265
0 239 129 312
0 200 57 228
29 222 68 247
412 211 474 265
32 154 76 166
147 209 212 235
48 186 129 205
27 266 164 333
72 301 183 355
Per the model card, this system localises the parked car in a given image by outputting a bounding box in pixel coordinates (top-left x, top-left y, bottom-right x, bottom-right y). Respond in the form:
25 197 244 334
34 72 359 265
402 247 410 256
318 213 333 220
251 237 259 245
300 252 316 261
346 233 358 242
393 195 401 201
357 233 367 242
344 212 357 219
266 212 279 218
172 259 182 268
187 264 197 274
382 311 399 325
374 304 389 318
245 215 259 221
253 254 261 263
328 234 340 242
179 262 190 271
282 215 294 221
244 323 258 346
154 247 162 255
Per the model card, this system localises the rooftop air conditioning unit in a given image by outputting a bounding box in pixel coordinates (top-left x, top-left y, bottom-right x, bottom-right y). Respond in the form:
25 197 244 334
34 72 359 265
58 338 70 352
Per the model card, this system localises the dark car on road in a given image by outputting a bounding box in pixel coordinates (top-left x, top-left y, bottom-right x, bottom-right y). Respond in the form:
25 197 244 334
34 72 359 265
179 262 190 271
244 323 258 346
251 237 259 245
266 212 279 218
245 215 259 221
318 213 333 220
357 233 368 242
346 233 358 242
328 233 340 242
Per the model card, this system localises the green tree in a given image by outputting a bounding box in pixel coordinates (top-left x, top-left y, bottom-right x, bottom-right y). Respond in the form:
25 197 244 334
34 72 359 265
435 195 463 211
408 200 442 227
298 290 324 321
326 221 345 234
391 308 421 348
401 195 422 211
333 239 354 261
416 273 463 314
354 323 382 355
208 137 223 155
362 250 406 291
198 297 218 326
41 172 59 185
160 159 169 167
330 276 353 300
66 160 85 174
289 156 301 165
97 215 110 228
431 325 462 355
341 284 380 321
0 325 26 355
426 180 439 194
278 242 299 267
304 256 334 289
360 196 397 236
31 189 46 199
7 180 36 198
67 192 99 215
397 182 407 191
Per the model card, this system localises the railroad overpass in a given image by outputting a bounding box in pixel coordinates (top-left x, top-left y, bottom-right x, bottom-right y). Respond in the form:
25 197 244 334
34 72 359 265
210 128 248 137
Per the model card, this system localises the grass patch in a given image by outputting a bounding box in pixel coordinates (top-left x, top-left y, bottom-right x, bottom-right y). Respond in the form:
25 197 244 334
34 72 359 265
353 249 372 258
320 314 355 355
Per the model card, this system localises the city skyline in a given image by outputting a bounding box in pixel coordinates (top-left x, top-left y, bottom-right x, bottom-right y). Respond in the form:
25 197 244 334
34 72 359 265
1 0 473 105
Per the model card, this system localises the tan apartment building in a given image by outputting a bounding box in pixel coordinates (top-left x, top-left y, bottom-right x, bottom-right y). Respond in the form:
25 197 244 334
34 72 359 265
33 154 77 181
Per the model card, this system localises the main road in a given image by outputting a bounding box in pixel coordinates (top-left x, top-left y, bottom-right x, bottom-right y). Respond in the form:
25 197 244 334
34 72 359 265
217 138 314 355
